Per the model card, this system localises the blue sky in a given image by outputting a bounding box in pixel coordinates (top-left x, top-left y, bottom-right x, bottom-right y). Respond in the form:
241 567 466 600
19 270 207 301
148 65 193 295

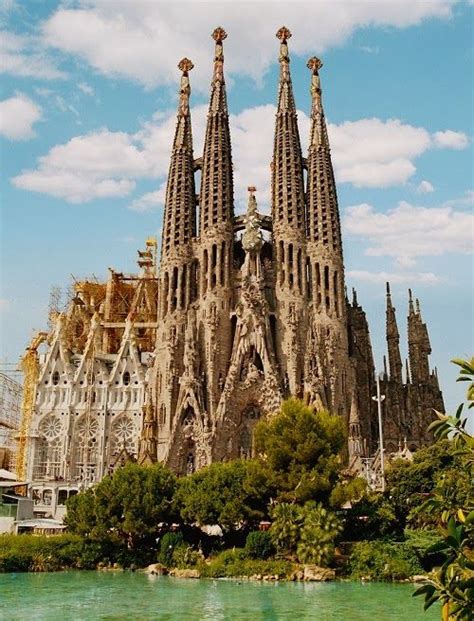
0 0 473 413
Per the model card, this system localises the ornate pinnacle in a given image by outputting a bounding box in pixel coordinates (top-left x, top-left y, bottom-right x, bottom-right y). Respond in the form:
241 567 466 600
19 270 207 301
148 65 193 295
276 26 291 42
178 58 194 73
247 185 256 194
212 27 227 42
307 56 323 72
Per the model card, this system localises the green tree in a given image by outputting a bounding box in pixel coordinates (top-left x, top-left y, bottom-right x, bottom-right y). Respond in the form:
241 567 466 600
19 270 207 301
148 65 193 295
296 503 342 566
66 462 177 548
252 398 345 504
269 502 300 553
175 460 262 532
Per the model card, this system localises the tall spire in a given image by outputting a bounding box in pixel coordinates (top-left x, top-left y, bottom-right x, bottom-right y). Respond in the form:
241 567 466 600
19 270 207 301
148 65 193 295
199 27 234 235
408 291 431 383
348 390 363 459
386 282 402 383
161 58 196 260
271 27 305 233
306 57 342 251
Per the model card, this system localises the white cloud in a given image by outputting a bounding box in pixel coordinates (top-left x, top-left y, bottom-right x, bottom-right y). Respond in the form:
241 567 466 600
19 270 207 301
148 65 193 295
343 201 474 262
347 270 442 285
11 130 146 202
433 130 469 150
12 100 471 205
417 180 435 194
41 1 456 89
0 94 42 140
0 30 65 80
78 82 94 96
130 189 165 213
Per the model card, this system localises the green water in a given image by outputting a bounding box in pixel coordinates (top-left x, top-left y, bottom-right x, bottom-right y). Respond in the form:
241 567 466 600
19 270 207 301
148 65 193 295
0 572 439 620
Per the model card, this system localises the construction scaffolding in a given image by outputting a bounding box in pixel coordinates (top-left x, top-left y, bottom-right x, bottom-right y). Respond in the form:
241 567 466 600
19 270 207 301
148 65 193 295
16 332 47 481
0 371 22 469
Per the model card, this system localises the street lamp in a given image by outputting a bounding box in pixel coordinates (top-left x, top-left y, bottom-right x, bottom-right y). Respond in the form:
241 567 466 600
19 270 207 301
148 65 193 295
372 372 386 492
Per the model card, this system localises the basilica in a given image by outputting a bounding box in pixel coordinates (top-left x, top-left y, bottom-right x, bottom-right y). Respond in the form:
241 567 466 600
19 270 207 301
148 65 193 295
22 27 443 516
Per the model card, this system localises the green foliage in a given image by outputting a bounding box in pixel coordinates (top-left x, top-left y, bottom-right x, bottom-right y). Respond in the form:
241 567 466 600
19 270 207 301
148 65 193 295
170 543 202 569
269 503 301 553
66 462 177 548
157 531 184 567
412 357 474 619
413 512 474 619
343 492 402 541
385 440 460 526
176 460 262 531
296 503 342 566
253 399 345 504
348 540 423 581
199 548 294 579
269 501 341 567
329 476 366 509
245 531 275 560
0 534 103 572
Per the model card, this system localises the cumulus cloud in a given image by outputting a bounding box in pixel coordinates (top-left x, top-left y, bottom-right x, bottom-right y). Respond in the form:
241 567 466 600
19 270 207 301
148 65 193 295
433 130 470 150
11 130 145 202
12 100 471 205
347 270 442 285
0 94 42 140
417 180 435 194
343 201 474 263
41 1 455 89
0 30 65 80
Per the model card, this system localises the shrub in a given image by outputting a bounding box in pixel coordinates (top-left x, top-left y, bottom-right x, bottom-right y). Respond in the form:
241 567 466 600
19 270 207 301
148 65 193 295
199 548 294 579
296 504 342 566
157 531 184 567
171 543 202 569
245 531 275 560
347 540 423 581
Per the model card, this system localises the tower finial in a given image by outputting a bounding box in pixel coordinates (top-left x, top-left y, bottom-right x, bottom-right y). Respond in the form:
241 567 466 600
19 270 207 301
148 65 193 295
408 288 414 314
276 26 292 43
386 281 391 296
178 57 194 74
212 26 227 43
176 58 193 118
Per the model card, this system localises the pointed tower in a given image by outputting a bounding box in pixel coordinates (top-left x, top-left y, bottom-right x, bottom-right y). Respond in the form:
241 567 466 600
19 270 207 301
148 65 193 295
197 27 235 419
153 59 198 461
348 390 363 461
271 27 307 397
386 282 403 383
159 57 197 319
408 290 431 384
304 56 350 414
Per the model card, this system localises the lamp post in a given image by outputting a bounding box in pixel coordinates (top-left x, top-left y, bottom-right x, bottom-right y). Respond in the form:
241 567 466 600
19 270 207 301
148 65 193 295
372 372 386 492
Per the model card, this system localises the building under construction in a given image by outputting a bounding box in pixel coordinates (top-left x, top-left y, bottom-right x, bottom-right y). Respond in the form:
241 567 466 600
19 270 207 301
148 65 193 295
19 28 444 517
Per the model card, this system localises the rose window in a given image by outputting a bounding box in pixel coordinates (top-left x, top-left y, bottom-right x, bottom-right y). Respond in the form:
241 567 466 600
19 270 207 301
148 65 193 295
40 415 62 440
111 416 135 454
76 417 99 445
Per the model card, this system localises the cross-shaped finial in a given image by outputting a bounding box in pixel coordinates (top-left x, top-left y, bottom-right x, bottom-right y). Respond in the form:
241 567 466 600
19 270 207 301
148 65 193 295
248 186 256 193
178 58 194 73
276 26 291 42
307 56 323 72
212 27 227 42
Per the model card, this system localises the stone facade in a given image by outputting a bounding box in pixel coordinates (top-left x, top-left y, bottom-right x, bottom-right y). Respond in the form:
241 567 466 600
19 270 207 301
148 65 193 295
24 28 443 510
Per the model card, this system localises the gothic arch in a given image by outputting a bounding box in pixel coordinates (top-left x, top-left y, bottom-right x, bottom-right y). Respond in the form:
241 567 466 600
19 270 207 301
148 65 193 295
33 413 63 479
72 414 100 483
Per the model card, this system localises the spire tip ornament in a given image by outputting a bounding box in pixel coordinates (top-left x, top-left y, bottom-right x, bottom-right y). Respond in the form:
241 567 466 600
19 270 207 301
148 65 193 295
276 26 292 42
212 27 227 42
178 58 194 73
307 56 323 72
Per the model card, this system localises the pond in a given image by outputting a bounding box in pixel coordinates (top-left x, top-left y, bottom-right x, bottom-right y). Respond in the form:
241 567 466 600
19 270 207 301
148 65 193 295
0 572 439 620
